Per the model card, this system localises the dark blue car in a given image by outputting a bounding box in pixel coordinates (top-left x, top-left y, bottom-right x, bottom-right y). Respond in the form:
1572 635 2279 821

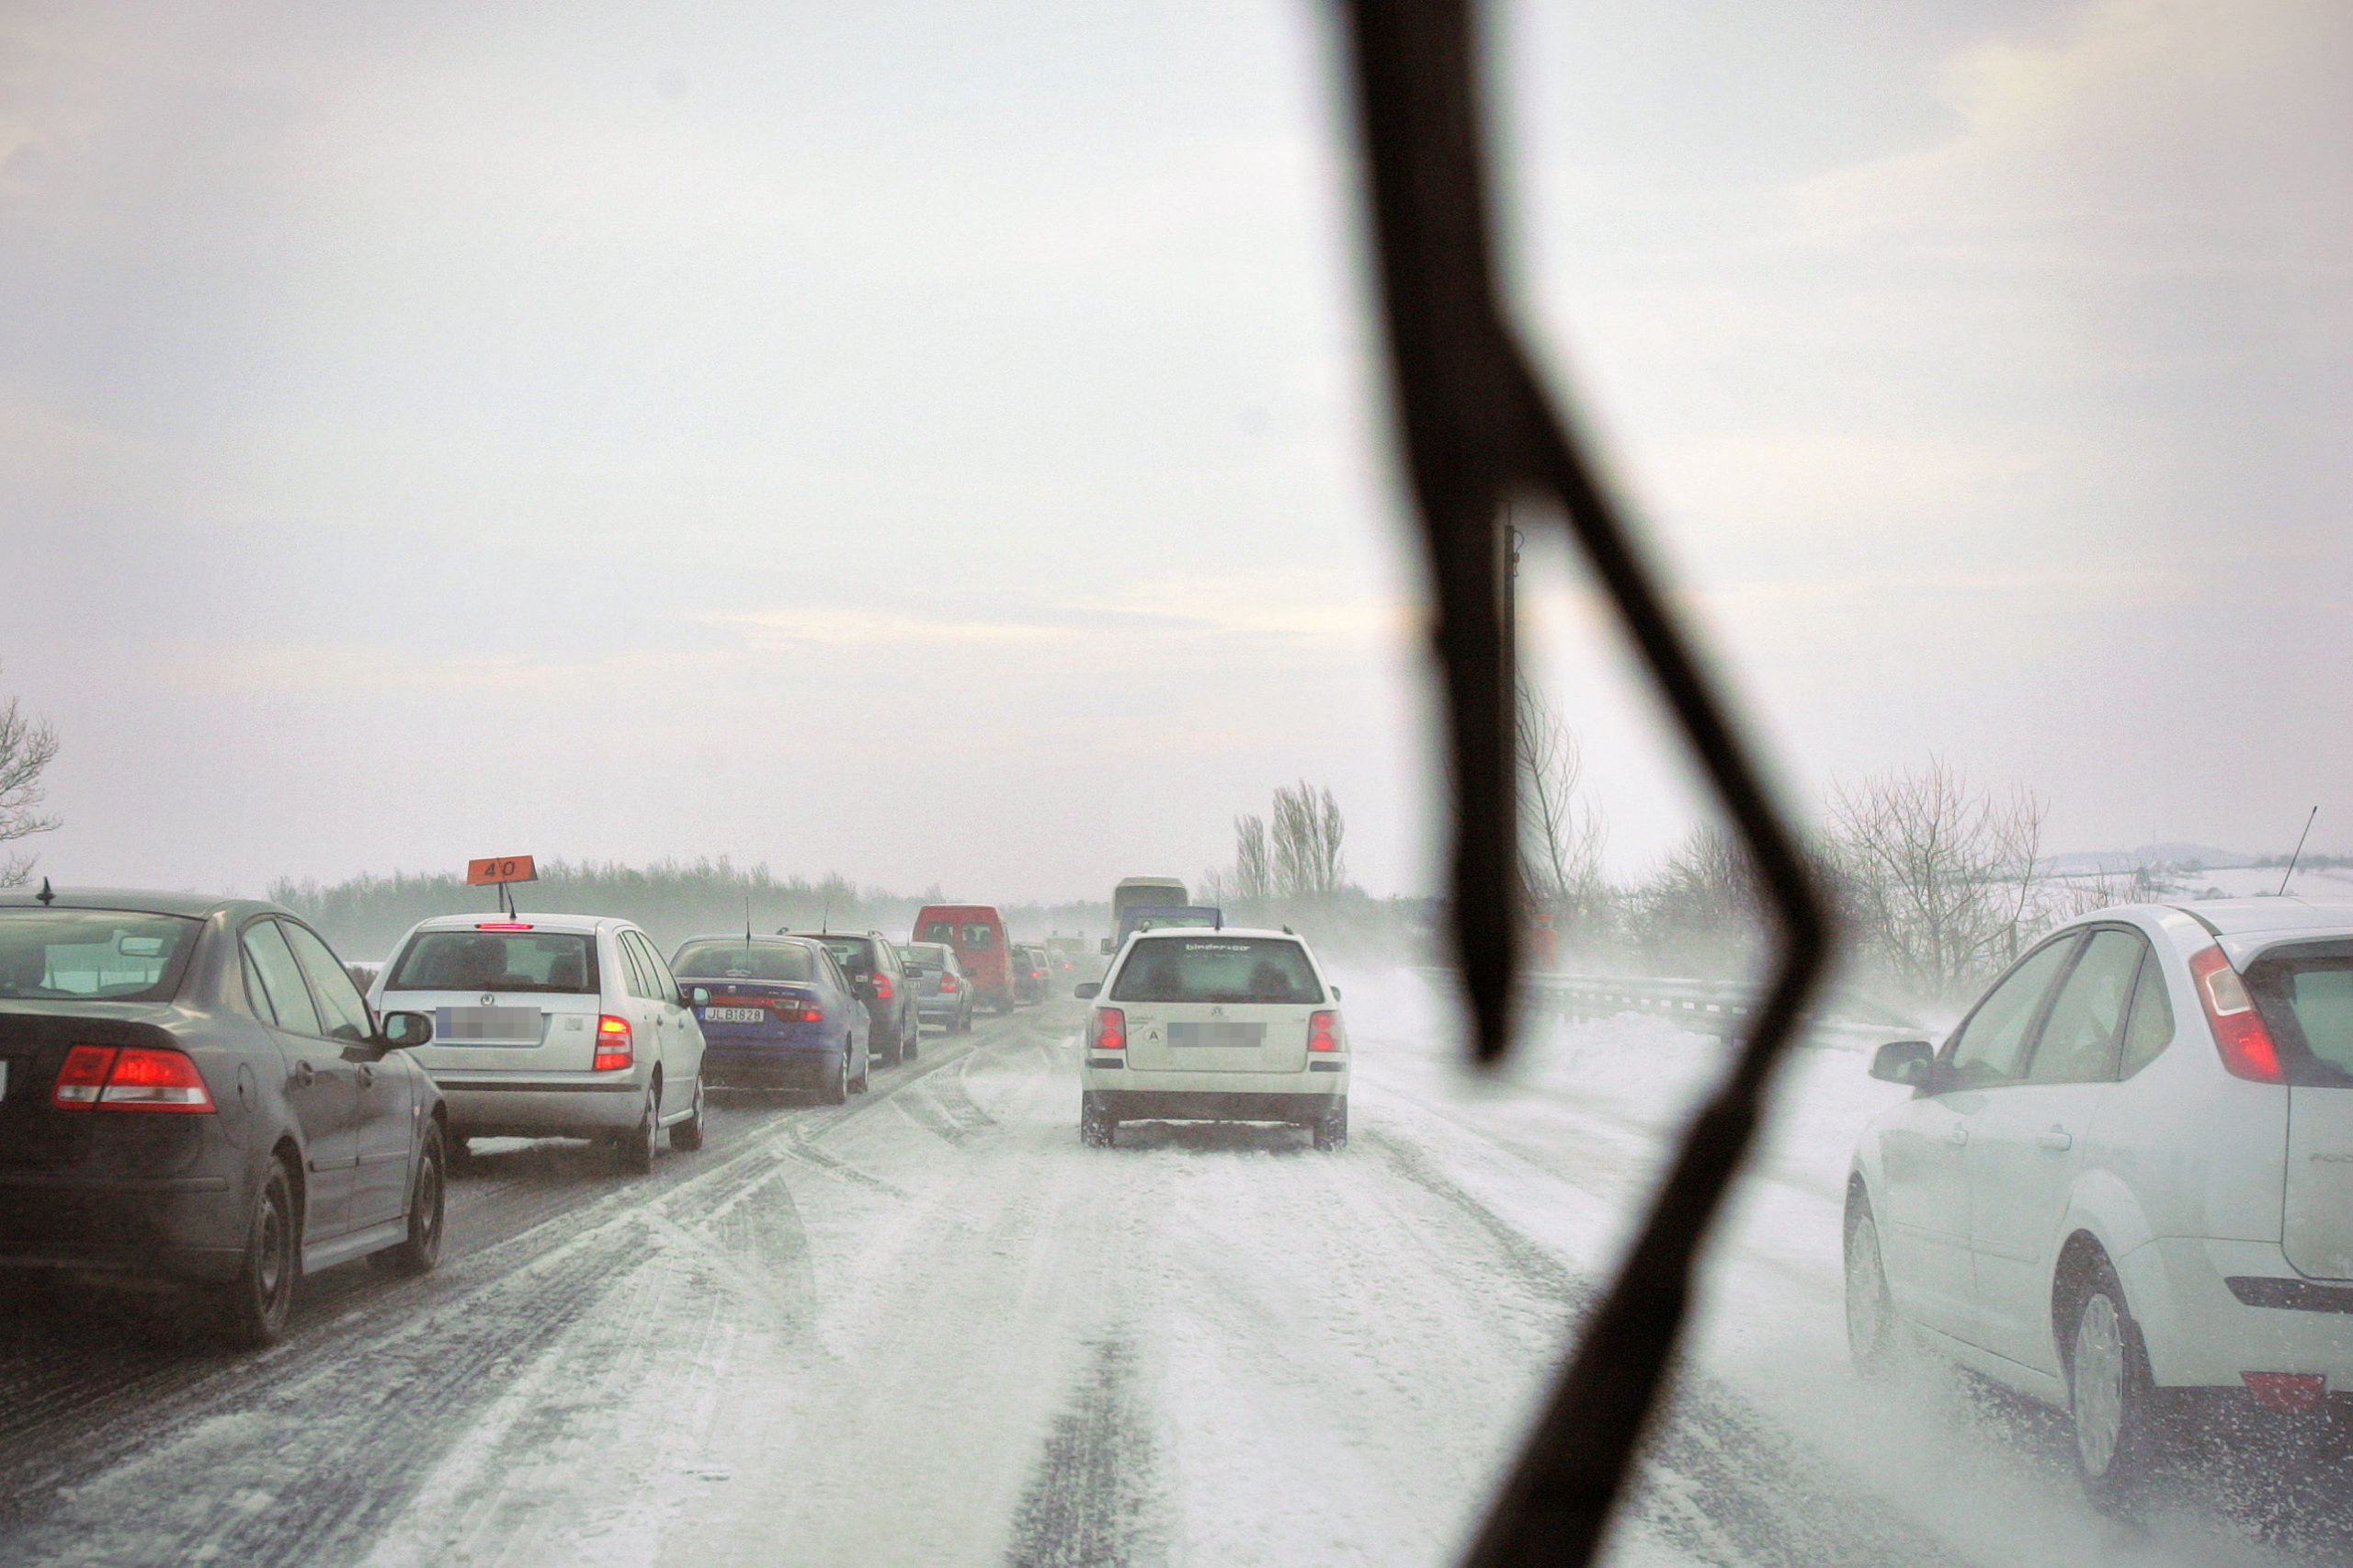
668 936 870 1104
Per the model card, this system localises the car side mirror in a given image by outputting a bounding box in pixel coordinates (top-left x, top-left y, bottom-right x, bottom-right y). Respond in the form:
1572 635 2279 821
688 986 709 1007
1331 985 1343 1001
1074 982 1101 1000
1870 1040 1936 1089
380 1011 434 1051
1099 938 1113 955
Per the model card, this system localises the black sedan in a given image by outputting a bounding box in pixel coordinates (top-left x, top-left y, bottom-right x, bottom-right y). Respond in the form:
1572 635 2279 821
0 889 448 1347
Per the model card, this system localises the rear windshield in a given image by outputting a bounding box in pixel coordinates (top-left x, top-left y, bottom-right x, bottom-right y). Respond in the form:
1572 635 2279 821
671 941 817 983
806 937 875 972
2250 947 2353 1084
1109 938 1323 1005
903 943 950 969
0 909 201 1003
387 930 598 994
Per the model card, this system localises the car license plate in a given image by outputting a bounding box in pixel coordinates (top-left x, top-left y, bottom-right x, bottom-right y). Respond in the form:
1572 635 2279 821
701 1006 768 1024
1168 1022 1264 1049
436 1006 544 1043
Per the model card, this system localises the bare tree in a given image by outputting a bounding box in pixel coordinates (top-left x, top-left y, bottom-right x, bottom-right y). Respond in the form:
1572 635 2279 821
1269 780 1346 901
1828 757 2051 999
1233 812 1271 902
0 673 61 888
1631 825 1763 971
1517 686 1607 936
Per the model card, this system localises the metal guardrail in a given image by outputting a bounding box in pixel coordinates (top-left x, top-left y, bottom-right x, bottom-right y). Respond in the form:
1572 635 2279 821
1417 967 1919 1042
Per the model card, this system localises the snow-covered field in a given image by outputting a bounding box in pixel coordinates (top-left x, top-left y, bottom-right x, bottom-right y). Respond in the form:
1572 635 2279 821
2 981 2346 1568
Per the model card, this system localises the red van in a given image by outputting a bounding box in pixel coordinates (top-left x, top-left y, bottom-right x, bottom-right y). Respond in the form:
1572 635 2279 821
911 905 1014 1015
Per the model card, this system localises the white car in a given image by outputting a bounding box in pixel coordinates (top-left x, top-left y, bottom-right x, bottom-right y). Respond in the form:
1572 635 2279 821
1074 926 1348 1149
1844 898 2353 1502
369 914 707 1173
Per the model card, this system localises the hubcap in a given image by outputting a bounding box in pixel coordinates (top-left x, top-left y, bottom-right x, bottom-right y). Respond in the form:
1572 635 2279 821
417 1151 444 1248
2074 1292 2127 1475
256 1192 287 1301
1845 1216 1887 1354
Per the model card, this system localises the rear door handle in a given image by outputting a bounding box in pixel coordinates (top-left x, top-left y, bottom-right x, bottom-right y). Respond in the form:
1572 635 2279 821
1946 1127 1969 1146
295 1061 315 1088
2039 1129 2074 1152
357 1064 375 1088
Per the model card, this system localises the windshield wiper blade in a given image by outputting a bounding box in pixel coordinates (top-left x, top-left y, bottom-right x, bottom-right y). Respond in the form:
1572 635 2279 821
1329 3 1836 1562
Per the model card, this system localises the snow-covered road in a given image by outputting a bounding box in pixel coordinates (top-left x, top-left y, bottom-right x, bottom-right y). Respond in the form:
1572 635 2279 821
2 975 2347 1567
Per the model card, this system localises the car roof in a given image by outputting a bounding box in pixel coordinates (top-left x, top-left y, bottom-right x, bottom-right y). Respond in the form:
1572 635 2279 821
1127 926 1305 945
0 887 275 920
680 932 823 946
409 912 629 933
2167 897 2353 940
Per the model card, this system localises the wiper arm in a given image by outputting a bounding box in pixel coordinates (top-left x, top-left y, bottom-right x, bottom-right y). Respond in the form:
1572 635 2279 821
1328 3 1836 1563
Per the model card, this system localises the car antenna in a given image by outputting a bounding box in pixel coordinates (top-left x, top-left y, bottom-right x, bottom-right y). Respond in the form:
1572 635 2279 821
35 877 54 905
2279 805 2320 896
745 895 754 948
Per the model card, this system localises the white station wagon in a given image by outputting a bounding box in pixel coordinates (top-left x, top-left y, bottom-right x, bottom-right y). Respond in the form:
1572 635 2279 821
1074 927 1348 1149
1844 899 2353 1503
370 914 707 1174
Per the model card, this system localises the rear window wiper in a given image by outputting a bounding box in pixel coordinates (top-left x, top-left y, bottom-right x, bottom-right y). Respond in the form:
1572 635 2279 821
1329 5 1836 1562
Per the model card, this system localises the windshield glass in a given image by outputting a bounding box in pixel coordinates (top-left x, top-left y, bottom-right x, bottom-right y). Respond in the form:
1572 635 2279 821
806 937 872 972
902 944 949 970
1108 938 1322 1005
0 909 200 1002
671 942 818 983
386 930 597 994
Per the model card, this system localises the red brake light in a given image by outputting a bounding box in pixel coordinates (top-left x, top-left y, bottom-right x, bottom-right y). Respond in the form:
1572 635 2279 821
939 975 957 994
594 1014 634 1071
2189 946 2282 1083
1308 1010 1342 1051
476 922 533 930
1089 1006 1126 1051
52 1045 213 1111
872 972 893 1000
2242 1372 2327 1413
51 1045 118 1108
779 997 824 1023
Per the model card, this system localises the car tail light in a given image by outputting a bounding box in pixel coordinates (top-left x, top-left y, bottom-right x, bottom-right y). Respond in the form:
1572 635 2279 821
939 975 957 994
2242 1372 2327 1413
51 1044 214 1112
871 972 893 1000
594 1015 634 1071
1308 1011 1342 1051
775 997 824 1023
51 1045 119 1108
97 1048 215 1110
476 922 533 931
1089 1007 1126 1051
2189 946 2283 1083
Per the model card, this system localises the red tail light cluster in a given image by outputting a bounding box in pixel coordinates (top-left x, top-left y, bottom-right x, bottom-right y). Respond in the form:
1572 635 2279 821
2189 947 2283 1083
938 975 958 994
594 1015 634 1072
1308 1011 1343 1052
871 972 893 1000
1088 1006 1126 1051
774 997 824 1023
51 1045 215 1112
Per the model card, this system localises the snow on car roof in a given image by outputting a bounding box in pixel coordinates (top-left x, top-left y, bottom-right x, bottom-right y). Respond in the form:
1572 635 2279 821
2173 897 2353 937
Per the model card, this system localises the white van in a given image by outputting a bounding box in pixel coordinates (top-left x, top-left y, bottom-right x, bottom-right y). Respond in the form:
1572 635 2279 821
1074 927 1348 1149
369 914 707 1174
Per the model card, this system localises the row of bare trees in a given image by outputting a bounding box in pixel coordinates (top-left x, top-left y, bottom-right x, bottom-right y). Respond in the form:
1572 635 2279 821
1 666 60 888
1203 780 1350 907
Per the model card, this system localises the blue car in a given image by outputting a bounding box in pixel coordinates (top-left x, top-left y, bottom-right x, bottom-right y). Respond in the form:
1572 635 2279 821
668 936 870 1103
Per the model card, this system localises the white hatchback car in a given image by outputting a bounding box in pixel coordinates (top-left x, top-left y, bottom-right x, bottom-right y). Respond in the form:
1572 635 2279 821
370 914 707 1174
1845 899 2353 1501
1074 927 1348 1149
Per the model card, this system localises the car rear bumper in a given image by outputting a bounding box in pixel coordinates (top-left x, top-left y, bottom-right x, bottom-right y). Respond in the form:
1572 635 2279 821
432 1071 646 1136
914 996 963 1018
2124 1236 2353 1391
0 1168 247 1282
701 1043 837 1090
1082 1063 1347 1096
1084 1085 1343 1124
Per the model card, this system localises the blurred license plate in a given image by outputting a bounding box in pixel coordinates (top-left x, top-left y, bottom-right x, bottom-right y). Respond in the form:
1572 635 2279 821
701 1006 768 1024
437 1006 542 1043
1167 1022 1264 1050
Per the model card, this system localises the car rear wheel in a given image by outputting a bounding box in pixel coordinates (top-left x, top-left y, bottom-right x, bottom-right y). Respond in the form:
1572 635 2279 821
615 1086 659 1174
668 1074 706 1152
1311 1096 1348 1152
370 1123 447 1276
2069 1259 2159 1509
850 1043 870 1094
1079 1096 1116 1148
211 1158 298 1349
818 1049 848 1106
954 1002 972 1034
900 1013 919 1062
1843 1199 1901 1380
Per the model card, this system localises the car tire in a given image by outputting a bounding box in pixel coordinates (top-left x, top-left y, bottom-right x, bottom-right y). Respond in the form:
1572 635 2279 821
211 1157 298 1349
1311 1096 1348 1152
1079 1096 1116 1148
668 1074 706 1152
850 1042 870 1095
446 1134 474 1173
954 1003 971 1035
370 1123 447 1277
615 1085 659 1175
1843 1195 1901 1380
901 1013 919 1062
995 992 1014 1017
2068 1257 2161 1510
818 1049 849 1106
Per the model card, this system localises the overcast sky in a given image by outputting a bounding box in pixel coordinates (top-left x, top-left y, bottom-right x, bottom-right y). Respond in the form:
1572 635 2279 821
3 0 2347 901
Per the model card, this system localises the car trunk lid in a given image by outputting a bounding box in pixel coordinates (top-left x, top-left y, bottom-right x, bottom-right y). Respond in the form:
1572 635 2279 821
2285 1085 2353 1278
0 1009 187 1171
1123 1004 1311 1074
385 989 601 1072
